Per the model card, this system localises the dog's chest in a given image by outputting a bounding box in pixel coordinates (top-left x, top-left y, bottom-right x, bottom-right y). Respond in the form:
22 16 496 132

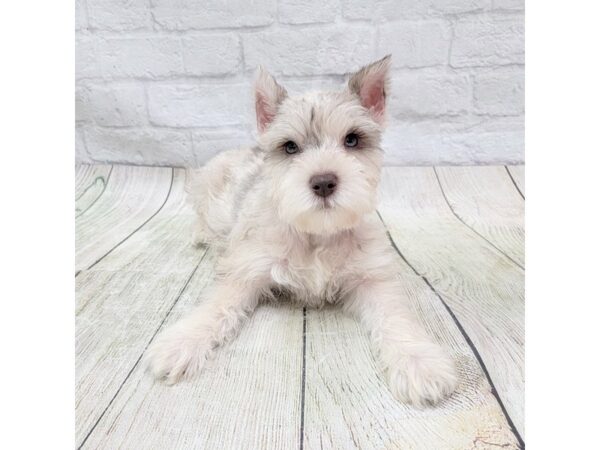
270 236 357 305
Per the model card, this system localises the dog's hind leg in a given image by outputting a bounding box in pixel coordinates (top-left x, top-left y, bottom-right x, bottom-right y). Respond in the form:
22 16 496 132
185 148 262 248
185 166 227 247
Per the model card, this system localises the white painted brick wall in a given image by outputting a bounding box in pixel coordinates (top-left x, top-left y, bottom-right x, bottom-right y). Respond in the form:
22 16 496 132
76 0 524 166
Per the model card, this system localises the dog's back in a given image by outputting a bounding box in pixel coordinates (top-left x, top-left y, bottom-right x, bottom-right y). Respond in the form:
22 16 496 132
186 147 263 248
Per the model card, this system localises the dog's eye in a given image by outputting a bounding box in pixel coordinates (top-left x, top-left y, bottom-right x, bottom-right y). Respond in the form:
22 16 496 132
344 133 359 148
283 141 299 154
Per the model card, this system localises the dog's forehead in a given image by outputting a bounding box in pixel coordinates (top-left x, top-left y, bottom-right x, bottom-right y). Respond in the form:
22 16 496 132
275 90 368 143
286 91 354 118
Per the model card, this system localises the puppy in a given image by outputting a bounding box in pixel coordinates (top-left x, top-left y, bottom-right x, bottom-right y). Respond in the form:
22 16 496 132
146 56 457 406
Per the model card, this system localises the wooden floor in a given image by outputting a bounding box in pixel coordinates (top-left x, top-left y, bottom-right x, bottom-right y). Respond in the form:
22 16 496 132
75 165 525 450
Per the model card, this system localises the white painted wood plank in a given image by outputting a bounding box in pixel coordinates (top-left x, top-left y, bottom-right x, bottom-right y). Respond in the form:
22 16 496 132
377 167 524 437
76 164 525 448
75 166 172 272
75 165 112 216
507 166 525 197
435 166 524 266
76 164 111 196
83 252 303 450
304 258 520 450
76 169 206 445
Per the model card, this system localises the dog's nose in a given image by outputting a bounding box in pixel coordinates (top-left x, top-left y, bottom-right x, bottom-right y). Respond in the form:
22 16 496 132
310 173 338 198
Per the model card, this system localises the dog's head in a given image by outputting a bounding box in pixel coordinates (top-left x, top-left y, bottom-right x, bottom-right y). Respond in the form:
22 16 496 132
256 56 390 235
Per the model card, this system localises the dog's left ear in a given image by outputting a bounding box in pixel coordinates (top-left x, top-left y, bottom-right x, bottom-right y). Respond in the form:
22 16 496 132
348 55 391 124
255 66 288 133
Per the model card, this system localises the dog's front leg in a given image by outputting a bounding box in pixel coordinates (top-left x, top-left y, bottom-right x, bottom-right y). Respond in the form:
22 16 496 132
146 280 261 384
344 279 457 406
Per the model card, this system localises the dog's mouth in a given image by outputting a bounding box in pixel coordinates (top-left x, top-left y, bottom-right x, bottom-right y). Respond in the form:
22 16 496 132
317 198 334 210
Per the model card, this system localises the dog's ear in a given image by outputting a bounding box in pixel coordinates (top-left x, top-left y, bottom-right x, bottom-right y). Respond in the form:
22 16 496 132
255 67 288 133
348 55 391 124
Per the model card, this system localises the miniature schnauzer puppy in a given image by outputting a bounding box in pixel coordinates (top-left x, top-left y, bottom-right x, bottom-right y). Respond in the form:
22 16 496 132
146 56 457 406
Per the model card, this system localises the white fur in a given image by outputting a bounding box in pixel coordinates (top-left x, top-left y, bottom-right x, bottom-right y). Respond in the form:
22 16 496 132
146 56 457 406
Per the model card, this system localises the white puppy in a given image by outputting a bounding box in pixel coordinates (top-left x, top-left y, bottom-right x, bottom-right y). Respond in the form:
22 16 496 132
146 56 457 406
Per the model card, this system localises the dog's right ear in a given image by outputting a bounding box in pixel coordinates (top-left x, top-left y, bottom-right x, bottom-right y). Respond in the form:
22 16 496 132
255 67 288 133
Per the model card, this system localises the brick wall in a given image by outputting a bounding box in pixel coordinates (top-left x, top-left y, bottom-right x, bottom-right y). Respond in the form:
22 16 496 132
76 0 524 166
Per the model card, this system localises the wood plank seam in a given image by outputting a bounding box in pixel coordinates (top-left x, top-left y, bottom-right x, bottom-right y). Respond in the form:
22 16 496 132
432 167 525 271
78 248 209 449
505 166 525 200
75 166 114 218
375 210 525 449
77 168 175 276
300 307 307 450
75 166 174 273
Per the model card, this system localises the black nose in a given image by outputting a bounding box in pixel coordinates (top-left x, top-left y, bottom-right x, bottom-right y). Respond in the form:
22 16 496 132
310 173 338 198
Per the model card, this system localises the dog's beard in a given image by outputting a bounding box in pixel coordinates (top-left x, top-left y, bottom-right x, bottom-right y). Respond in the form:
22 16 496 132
290 203 371 235
271 148 379 235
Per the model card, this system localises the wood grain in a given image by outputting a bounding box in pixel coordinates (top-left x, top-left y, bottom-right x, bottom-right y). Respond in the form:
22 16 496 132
377 167 524 438
82 252 304 450
435 166 524 267
76 169 205 445
76 164 110 196
303 258 520 450
75 165 112 216
506 166 525 198
75 166 172 272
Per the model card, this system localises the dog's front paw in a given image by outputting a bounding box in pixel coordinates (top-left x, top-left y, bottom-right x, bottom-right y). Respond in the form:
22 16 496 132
145 324 212 385
387 344 457 407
